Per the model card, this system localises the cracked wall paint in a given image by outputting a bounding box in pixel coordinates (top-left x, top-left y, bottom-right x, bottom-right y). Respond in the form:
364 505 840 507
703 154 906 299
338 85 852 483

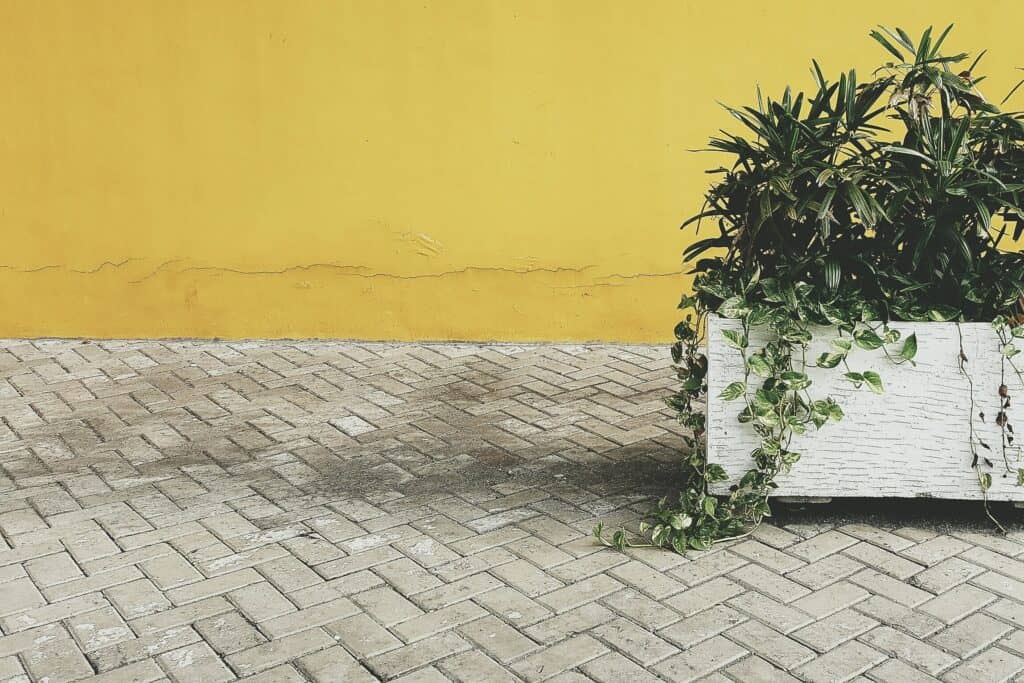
1 2 1020 340
0 258 687 340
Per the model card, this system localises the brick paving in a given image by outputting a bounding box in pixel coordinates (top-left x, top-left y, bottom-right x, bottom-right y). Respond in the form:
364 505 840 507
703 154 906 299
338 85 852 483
0 339 1022 682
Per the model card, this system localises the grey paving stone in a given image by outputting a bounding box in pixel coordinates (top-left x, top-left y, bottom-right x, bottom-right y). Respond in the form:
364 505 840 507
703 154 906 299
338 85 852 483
794 640 886 682
653 635 748 682
511 634 607 682
929 612 1013 658
859 625 956 674
458 614 540 662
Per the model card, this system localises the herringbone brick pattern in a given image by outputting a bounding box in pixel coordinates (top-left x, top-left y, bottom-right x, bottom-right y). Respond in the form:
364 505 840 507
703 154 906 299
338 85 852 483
0 340 1021 682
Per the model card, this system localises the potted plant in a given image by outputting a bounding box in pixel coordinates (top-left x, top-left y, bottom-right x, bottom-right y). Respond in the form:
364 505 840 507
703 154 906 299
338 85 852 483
598 25 1024 554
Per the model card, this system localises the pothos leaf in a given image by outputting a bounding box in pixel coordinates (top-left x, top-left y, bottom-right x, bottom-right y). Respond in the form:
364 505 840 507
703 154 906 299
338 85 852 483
928 306 960 322
900 332 918 361
747 354 773 377
816 352 845 368
718 296 750 318
719 381 747 401
722 329 748 349
853 328 884 350
862 371 884 394
831 338 853 352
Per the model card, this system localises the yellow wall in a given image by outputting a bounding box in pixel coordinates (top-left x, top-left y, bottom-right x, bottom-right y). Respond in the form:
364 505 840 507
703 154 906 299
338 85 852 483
1 1 1021 341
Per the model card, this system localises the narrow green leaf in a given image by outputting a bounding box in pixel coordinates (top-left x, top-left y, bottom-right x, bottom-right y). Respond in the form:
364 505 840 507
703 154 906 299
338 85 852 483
870 29 905 61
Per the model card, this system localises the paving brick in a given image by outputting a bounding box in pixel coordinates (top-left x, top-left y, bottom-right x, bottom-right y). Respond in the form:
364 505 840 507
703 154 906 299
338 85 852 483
606 559 684 600
792 581 869 618
725 619 815 670
89 660 167 682
786 530 859 562
0 577 45 616
261 597 359 639
942 646 1024 683
918 583 997 624
106 578 173 619
665 576 744 616
653 635 747 682
910 557 984 593
726 591 815 633
729 563 810 603
732 540 806 573
600 587 680 630
582 651 663 683
413 573 503 611
986 598 1024 628
972 570 1024 602
326 613 403 659
194 610 267 654
225 627 334 677
900 535 971 566
658 604 746 649
67 606 134 653
591 616 675 666
367 631 470 680
511 634 607 682
794 641 886 683
24 552 84 587
866 658 943 683
725 655 801 682
786 553 863 590
22 637 94 683
229 581 296 623
159 641 235 682
853 595 944 639
296 646 378 683
524 602 615 644
791 608 877 652
139 552 205 590
438 650 519 683
535 574 622 614
458 614 540 662
929 612 1013 658
165 568 263 606
491 559 565 597
353 586 425 627
860 625 956 674
849 569 932 606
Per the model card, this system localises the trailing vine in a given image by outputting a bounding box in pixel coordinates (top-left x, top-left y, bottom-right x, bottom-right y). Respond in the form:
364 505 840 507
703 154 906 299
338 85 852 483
597 25 1024 553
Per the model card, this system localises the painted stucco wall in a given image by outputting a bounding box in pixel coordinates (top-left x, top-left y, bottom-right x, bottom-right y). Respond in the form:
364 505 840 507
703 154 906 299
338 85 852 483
1 1 1020 341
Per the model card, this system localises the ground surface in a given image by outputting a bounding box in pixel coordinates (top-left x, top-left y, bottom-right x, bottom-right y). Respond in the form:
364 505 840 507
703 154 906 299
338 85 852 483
0 340 1021 683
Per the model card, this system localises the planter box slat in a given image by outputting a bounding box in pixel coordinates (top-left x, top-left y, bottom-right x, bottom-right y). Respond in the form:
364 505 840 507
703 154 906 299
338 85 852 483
706 316 1024 501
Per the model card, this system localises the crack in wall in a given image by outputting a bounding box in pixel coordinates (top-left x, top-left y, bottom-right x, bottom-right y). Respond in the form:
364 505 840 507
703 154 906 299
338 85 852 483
0 259 681 284
0 258 142 275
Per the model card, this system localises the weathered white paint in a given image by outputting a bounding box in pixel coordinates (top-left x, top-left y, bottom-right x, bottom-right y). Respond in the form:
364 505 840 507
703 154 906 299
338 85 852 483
706 317 1024 501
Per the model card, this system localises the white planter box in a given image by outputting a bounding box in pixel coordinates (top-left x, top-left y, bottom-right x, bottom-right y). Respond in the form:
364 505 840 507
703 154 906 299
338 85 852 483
707 316 1024 502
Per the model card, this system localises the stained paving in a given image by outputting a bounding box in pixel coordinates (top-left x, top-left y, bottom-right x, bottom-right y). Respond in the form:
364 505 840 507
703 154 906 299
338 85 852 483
0 339 1021 682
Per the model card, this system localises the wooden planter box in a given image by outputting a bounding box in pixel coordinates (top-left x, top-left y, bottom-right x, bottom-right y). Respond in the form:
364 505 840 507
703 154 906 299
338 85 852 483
706 316 1024 502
